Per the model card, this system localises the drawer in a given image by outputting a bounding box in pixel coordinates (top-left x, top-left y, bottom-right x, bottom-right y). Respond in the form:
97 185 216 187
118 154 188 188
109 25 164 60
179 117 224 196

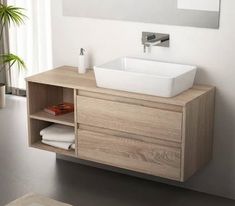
77 96 182 142
77 129 181 181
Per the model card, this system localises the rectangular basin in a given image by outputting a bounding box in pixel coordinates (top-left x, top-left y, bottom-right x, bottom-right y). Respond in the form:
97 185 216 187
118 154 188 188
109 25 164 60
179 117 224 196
94 57 197 97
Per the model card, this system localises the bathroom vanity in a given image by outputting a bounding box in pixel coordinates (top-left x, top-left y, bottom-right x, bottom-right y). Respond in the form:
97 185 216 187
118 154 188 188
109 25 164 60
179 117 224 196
26 66 215 182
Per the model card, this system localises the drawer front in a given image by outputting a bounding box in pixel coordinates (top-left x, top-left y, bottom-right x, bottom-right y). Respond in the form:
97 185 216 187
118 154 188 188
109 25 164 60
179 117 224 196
77 96 182 142
77 129 181 181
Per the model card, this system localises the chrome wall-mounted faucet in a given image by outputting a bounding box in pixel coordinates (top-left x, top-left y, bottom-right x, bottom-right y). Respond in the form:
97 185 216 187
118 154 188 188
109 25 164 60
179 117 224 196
142 32 170 53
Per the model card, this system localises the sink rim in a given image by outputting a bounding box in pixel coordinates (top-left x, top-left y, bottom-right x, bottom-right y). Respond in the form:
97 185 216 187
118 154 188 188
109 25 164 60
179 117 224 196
94 56 197 79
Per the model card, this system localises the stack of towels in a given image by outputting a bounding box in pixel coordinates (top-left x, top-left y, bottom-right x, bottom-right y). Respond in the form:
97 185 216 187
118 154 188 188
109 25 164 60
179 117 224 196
40 124 75 150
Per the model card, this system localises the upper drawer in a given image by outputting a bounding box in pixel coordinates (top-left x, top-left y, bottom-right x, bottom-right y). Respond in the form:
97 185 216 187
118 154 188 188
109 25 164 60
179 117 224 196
77 96 182 142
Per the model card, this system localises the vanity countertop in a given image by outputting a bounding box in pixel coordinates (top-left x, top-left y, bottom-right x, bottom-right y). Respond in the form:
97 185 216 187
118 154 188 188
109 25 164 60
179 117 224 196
26 66 215 107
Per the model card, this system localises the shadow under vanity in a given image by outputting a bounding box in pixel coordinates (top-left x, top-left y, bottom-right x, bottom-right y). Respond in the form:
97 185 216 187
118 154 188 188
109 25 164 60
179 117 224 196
26 66 215 182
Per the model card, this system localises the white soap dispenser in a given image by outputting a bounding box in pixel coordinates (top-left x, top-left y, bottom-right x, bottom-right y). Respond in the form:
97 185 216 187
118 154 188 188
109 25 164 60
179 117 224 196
78 48 86 74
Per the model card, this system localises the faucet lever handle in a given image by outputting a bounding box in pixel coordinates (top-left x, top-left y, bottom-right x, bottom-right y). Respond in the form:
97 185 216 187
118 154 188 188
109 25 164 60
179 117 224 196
146 34 156 41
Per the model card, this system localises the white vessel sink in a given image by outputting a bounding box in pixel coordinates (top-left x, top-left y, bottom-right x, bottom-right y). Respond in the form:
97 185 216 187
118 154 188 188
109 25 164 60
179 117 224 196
94 57 197 97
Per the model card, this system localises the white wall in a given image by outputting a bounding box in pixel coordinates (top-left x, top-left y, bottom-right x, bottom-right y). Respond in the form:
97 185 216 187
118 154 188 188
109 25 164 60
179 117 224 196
51 0 235 199
177 0 220 12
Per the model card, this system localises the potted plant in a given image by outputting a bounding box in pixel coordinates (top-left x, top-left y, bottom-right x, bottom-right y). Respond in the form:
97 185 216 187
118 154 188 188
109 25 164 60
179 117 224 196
0 3 27 108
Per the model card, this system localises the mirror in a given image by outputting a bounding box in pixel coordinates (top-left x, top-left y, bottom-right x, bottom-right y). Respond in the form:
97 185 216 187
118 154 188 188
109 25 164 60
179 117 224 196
62 0 221 29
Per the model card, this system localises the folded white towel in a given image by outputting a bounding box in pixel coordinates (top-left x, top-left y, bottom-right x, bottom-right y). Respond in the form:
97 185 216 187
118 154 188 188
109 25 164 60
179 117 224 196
42 140 73 150
42 133 75 143
71 144 75 150
40 124 75 143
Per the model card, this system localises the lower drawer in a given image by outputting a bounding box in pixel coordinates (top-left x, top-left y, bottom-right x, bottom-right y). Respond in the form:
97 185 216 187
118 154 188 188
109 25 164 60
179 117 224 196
77 129 181 181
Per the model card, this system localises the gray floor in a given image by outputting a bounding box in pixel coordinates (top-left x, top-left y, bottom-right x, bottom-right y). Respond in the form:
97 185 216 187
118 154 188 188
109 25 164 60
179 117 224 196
0 95 235 206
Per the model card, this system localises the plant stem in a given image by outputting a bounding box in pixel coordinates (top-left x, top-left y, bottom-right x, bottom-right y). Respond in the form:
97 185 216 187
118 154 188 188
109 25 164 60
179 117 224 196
9 62 14 71
0 65 5 73
0 61 14 74
0 24 4 41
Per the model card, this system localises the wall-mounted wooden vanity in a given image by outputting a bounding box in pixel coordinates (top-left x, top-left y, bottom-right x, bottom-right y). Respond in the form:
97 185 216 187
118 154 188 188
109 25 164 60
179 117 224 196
26 66 215 182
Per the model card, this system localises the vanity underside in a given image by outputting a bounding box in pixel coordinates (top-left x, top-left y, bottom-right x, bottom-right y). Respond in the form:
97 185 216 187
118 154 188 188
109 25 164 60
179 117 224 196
26 66 215 182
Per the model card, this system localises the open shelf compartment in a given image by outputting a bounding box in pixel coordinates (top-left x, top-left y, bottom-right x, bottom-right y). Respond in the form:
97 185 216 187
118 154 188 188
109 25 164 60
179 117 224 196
29 118 76 157
27 82 77 157
27 82 75 124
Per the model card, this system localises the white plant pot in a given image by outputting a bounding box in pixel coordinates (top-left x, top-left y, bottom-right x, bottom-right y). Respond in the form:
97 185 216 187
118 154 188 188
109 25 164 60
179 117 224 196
0 84 6 108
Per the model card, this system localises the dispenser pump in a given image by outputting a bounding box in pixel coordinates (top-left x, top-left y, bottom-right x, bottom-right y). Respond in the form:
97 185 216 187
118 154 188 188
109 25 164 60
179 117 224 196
80 48 85 55
78 48 86 74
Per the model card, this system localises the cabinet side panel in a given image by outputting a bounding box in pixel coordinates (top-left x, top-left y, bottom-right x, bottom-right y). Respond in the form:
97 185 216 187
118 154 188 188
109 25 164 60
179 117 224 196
27 82 48 114
182 88 215 181
74 89 78 156
29 120 52 145
26 82 31 146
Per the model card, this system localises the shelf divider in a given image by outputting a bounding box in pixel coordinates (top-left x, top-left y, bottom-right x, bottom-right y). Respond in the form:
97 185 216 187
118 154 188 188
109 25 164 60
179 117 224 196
30 110 75 127
32 141 75 157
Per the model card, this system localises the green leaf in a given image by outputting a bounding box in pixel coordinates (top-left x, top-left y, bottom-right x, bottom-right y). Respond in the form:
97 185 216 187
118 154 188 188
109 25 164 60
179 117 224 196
0 4 27 72
0 3 27 27
0 53 27 70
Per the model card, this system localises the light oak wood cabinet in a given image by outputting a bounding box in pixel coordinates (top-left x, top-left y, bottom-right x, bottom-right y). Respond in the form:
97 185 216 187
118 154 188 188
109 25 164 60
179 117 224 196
26 66 215 182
